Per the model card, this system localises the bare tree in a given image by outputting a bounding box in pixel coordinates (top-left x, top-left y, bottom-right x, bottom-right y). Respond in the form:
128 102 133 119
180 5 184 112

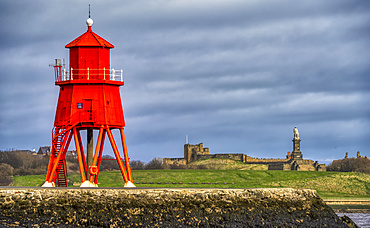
130 160 146 170
0 163 14 186
146 157 164 170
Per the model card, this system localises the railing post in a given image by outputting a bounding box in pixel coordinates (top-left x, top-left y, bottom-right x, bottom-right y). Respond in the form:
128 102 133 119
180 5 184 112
87 67 89 80
104 67 105 80
54 67 58 82
71 68 73 80
112 68 115 81
58 66 62 81
120 69 123 82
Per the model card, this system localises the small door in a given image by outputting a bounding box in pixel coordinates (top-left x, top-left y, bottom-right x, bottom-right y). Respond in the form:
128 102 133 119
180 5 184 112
84 99 93 121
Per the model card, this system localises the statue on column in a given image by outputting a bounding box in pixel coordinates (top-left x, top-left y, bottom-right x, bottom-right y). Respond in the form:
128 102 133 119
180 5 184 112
291 126 302 160
293 127 300 139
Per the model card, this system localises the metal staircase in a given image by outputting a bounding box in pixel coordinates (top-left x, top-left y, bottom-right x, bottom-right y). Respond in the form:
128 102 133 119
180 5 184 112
56 159 67 187
52 127 68 187
47 114 91 187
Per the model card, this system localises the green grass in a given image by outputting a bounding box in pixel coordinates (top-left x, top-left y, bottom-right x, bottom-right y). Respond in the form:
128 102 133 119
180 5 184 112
12 174 46 187
188 158 269 170
12 170 370 200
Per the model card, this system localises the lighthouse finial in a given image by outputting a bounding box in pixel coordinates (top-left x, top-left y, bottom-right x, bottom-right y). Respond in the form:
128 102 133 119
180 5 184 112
86 4 93 27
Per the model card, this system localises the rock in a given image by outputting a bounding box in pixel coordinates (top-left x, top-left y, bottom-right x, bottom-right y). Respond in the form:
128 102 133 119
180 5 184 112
0 188 350 227
340 215 359 228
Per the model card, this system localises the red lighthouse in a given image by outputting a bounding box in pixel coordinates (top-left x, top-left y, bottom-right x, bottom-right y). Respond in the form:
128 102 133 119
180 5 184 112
42 16 135 187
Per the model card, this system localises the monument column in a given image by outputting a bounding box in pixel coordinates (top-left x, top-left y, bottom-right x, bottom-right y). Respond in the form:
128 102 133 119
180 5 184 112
291 127 303 160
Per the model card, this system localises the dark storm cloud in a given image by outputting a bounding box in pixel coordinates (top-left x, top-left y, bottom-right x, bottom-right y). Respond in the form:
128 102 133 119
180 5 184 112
0 0 369 162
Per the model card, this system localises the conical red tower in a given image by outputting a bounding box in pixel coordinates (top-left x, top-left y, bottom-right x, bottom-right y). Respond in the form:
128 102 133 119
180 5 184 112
42 17 135 187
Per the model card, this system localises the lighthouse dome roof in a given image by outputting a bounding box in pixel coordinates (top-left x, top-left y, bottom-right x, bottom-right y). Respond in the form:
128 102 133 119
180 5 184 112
65 19 114 48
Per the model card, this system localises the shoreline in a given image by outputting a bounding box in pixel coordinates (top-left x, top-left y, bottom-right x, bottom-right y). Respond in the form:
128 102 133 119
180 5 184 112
324 199 370 205
324 199 370 213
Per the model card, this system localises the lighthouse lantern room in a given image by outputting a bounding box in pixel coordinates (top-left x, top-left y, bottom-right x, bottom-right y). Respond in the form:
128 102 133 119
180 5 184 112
42 16 134 187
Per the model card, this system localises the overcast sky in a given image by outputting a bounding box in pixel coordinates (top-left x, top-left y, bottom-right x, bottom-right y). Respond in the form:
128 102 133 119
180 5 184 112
0 0 369 163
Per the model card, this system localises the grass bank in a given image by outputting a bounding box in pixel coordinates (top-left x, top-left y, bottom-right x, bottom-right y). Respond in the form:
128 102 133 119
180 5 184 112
187 158 269 170
12 170 370 200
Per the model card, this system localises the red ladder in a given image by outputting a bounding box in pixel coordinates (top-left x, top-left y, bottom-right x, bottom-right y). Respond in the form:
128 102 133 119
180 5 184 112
56 159 68 187
52 127 68 187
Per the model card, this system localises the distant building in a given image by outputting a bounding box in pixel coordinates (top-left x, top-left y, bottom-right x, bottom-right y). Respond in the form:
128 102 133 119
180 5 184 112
37 146 51 156
30 148 37 155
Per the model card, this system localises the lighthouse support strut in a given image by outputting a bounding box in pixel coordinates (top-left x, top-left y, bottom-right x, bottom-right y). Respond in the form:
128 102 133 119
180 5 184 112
94 129 106 184
83 126 104 186
73 128 86 183
76 130 88 177
106 126 129 182
120 128 133 182
106 126 135 187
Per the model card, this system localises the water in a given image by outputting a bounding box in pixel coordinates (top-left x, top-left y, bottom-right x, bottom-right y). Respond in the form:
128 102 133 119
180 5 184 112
337 213 370 228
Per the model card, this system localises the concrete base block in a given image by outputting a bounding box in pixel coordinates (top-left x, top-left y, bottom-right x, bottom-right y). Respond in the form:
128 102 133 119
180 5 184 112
0 188 349 227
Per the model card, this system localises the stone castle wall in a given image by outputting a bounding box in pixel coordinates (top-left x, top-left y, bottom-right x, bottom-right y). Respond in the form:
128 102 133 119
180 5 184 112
164 139 326 171
163 153 293 167
245 157 290 164
163 158 187 166
197 153 247 162
269 160 327 171
163 153 291 166
180 143 292 165
0 188 349 227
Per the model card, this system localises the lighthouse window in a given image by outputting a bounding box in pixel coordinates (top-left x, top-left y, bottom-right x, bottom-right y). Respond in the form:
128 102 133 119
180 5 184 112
107 101 110 105
77 103 83 109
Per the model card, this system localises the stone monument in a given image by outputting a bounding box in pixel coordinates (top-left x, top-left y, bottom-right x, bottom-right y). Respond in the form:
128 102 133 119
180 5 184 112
291 127 303 160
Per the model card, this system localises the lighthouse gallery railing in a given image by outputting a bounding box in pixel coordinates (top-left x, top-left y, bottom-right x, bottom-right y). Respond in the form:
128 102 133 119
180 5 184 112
54 67 124 83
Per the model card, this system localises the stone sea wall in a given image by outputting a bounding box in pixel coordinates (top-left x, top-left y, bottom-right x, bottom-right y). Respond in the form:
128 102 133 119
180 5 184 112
0 188 351 227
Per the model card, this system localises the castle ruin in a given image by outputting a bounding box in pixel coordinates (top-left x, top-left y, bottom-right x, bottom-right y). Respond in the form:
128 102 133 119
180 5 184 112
163 127 326 171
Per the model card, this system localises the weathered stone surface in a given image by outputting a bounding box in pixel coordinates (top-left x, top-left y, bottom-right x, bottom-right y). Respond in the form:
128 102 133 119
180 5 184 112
0 188 349 227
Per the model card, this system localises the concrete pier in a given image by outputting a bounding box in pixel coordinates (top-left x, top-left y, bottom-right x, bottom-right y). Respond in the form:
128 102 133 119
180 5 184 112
0 187 351 227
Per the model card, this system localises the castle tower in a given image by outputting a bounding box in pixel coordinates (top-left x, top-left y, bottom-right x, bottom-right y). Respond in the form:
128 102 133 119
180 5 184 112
291 127 303 160
184 144 194 164
42 16 134 188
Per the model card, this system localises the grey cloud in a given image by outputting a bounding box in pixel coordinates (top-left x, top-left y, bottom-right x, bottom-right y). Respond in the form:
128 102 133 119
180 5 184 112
0 0 369 162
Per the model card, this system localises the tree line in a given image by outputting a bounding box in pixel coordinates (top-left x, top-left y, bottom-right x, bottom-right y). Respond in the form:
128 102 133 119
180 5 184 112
0 150 165 186
2 149 368 186
326 157 370 173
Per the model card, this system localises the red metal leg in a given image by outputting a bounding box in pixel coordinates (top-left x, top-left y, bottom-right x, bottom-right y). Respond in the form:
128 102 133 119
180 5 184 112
45 146 55 182
62 132 73 160
73 128 86 183
77 129 87 178
120 128 133 182
106 126 129 183
88 126 104 183
94 130 106 185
